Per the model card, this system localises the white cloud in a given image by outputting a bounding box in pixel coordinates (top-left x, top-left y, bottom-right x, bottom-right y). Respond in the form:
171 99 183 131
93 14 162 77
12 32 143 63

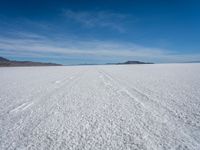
64 10 127 32
0 32 200 63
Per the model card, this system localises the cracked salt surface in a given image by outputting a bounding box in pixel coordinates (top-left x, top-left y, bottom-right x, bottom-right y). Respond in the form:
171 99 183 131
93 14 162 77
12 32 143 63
0 64 200 150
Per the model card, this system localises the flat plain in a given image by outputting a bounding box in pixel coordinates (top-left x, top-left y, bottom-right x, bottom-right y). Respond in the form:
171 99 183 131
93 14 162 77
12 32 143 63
0 64 200 150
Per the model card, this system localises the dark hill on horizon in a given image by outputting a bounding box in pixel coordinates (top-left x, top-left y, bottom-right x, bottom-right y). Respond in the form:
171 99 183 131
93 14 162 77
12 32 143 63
107 61 154 65
0 56 62 67
118 61 153 64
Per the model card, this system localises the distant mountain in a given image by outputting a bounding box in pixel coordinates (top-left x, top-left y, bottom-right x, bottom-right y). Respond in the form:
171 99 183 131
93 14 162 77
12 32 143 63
76 61 154 66
118 61 153 64
0 56 9 62
0 56 62 67
107 61 154 65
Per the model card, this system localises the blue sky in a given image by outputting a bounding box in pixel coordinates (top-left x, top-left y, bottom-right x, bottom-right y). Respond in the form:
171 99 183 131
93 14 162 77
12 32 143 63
0 0 200 64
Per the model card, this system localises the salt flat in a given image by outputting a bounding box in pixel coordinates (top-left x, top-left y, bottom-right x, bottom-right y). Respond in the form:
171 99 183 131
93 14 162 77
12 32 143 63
0 64 200 150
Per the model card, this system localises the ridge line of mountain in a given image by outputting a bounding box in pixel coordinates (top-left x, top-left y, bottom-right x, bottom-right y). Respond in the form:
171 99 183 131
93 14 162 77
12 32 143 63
0 56 62 67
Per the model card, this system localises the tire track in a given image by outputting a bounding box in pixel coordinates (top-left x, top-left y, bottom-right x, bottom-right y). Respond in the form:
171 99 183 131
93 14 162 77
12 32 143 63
1 66 199 150
100 68 200 144
1 70 85 150
0 71 79 117
98 69 200 150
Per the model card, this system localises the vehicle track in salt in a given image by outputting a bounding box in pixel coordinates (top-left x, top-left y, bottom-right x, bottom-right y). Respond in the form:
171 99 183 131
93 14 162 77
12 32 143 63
99 68 200 143
17 69 199 150
11 69 150 149
0 70 85 150
0 65 199 150
98 69 200 150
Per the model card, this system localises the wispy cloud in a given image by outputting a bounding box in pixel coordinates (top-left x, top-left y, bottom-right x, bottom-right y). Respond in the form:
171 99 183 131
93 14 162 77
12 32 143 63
64 10 128 32
0 32 200 63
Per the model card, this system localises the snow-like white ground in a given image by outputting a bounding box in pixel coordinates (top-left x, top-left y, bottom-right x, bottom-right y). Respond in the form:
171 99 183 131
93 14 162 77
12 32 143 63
0 64 200 150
